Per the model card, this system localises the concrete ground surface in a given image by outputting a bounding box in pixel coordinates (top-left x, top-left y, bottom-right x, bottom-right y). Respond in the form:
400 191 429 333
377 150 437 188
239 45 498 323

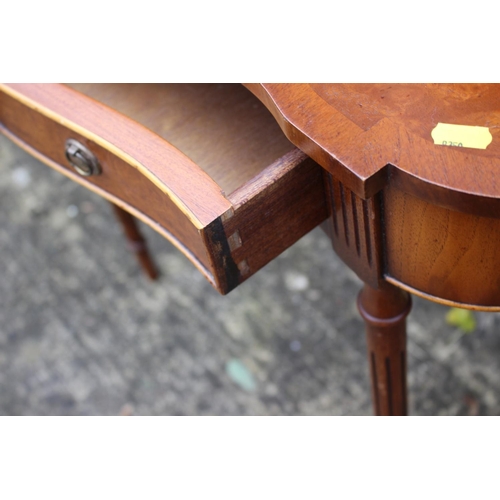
1 133 500 416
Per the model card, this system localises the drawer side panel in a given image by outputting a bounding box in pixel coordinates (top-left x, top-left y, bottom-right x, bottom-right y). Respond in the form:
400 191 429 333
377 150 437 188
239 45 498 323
221 150 328 292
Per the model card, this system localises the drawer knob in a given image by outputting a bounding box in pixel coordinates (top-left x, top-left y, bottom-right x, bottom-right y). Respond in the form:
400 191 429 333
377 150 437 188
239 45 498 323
65 139 101 177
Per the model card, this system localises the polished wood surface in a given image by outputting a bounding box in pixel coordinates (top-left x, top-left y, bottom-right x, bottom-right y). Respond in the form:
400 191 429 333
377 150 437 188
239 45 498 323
225 149 327 282
245 84 500 210
68 84 295 195
384 184 500 308
248 83 500 310
0 89 214 282
323 171 384 289
0 83 230 226
3 83 500 415
244 83 500 414
358 282 412 416
0 83 327 293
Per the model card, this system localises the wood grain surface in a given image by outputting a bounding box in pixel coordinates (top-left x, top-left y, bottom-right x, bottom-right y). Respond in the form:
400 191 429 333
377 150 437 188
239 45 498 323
245 83 500 309
1 83 232 227
223 149 328 291
245 84 500 214
0 83 328 294
384 185 500 308
358 282 412 415
0 91 214 272
324 172 384 288
68 84 295 195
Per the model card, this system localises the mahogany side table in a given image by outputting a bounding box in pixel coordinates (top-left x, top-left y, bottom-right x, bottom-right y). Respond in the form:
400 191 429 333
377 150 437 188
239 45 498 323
246 83 500 415
1 83 498 415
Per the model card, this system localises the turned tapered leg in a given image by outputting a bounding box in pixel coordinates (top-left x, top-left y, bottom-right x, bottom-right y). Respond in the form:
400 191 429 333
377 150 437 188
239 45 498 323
357 282 412 416
111 203 159 280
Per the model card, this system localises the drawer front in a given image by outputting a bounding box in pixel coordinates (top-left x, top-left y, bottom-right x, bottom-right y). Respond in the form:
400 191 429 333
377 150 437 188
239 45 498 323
0 87 217 284
0 84 330 294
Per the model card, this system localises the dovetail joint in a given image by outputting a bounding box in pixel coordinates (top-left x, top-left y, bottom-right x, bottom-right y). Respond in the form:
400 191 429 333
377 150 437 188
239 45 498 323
227 230 242 252
237 259 250 276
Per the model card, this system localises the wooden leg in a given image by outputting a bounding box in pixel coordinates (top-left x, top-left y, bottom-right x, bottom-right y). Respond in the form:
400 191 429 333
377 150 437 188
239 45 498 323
357 282 412 416
111 203 159 280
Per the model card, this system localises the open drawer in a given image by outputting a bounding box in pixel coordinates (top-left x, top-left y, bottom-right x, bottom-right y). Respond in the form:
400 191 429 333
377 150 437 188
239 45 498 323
0 83 328 294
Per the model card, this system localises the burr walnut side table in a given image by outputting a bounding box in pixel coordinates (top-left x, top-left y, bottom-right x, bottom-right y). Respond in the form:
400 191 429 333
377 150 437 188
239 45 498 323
1 83 499 416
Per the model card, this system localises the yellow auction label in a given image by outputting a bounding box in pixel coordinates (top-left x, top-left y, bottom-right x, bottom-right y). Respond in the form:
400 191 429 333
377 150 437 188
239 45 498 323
431 123 493 149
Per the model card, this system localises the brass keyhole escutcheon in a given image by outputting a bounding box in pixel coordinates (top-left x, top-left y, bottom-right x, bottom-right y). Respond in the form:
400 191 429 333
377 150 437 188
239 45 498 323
65 139 101 177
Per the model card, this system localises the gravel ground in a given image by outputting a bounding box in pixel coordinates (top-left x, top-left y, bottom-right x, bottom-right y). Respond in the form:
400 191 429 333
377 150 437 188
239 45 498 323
1 133 500 415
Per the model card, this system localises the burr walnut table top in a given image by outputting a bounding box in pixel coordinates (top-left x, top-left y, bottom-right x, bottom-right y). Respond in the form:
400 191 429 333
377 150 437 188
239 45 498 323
246 84 500 309
246 84 500 217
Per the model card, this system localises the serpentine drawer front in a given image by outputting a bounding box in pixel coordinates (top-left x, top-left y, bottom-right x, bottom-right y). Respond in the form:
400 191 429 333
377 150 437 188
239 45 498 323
0 84 328 294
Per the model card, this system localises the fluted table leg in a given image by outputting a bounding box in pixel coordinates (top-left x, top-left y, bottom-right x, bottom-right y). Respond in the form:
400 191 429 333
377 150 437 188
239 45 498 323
357 282 412 416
